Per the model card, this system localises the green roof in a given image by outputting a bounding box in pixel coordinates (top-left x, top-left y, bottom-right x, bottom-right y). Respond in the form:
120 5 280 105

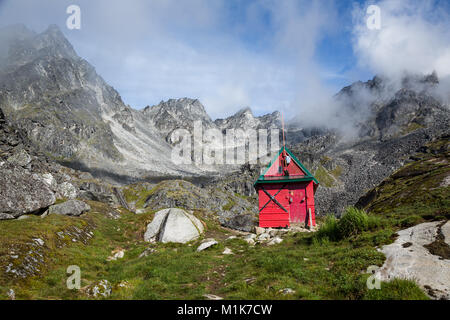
254 147 319 186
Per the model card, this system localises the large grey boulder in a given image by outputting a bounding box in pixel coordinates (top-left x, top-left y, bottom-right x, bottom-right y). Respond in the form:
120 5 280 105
0 168 56 219
144 208 171 242
48 200 91 217
144 208 204 244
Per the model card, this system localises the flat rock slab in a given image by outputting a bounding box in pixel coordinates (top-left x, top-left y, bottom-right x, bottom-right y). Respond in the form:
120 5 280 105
442 221 450 246
376 221 450 300
197 239 218 252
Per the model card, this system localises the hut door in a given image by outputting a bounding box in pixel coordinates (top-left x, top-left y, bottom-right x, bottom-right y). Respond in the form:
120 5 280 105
290 188 307 223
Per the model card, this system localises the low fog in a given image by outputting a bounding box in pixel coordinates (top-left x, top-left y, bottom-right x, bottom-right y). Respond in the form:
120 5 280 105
288 0 450 138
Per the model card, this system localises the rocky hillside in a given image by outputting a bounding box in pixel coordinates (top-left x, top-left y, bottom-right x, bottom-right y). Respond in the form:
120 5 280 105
356 135 449 220
0 105 125 220
287 74 450 216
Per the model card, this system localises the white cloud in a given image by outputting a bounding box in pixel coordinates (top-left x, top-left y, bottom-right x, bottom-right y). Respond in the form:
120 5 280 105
352 0 450 79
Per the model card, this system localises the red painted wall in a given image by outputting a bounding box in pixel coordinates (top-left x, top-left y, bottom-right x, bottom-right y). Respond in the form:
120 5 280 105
257 180 316 228
258 183 290 228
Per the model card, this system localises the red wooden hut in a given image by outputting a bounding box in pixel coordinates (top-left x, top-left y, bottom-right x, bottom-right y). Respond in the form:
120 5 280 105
254 147 319 228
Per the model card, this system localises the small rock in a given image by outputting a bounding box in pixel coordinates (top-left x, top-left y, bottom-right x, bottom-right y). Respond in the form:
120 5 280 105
106 211 120 220
279 288 295 295
197 239 218 252
117 280 130 289
203 294 223 300
244 234 256 240
33 238 45 246
244 277 257 284
87 280 112 298
7 289 15 300
226 235 237 240
255 226 265 235
269 229 279 237
107 249 125 261
267 236 283 246
258 233 270 241
244 238 255 245
222 247 233 255
139 248 156 258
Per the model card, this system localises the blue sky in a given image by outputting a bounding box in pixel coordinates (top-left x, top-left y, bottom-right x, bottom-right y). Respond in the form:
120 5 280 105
0 0 449 119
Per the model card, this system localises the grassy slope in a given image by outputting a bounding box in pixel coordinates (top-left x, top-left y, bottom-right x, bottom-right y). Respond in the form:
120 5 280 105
0 138 447 300
0 203 428 300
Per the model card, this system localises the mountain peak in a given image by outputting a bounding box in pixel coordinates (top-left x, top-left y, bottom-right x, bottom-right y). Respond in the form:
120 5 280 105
36 24 78 59
143 97 213 127
235 107 254 117
44 24 63 34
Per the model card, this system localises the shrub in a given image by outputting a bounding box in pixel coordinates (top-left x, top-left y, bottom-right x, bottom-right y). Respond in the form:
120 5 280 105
316 214 340 241
337 207 369 239
367 214 384 230
316 207 371 242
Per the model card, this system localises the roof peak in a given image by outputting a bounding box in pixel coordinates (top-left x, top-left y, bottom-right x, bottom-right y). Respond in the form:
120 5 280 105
254 147 319 186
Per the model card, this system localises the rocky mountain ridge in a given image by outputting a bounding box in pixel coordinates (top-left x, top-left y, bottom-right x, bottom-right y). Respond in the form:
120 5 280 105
288 73 449 215
0 24 449 218
0 24 283 183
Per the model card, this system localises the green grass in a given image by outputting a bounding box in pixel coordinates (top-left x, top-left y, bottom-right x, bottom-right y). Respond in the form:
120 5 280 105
122 183 155 209
0 200 428 300
364 279 429 300
338 207 369 238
